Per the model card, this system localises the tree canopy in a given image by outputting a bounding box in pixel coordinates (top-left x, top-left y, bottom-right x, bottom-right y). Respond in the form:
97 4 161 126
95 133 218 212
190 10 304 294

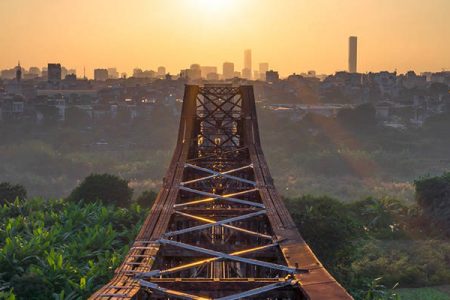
67 173 133 207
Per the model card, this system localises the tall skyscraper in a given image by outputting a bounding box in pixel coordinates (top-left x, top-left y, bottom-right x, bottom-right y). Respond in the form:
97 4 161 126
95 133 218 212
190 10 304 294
48 63 62 83
348 36 357 73
243 49 252 79
222 62 234 79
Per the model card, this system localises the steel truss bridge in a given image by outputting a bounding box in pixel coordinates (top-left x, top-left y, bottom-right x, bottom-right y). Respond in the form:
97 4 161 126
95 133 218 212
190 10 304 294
91 85 352 300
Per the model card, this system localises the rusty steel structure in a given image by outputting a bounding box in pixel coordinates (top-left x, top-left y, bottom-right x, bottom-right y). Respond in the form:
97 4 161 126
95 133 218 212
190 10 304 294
91 85 352 300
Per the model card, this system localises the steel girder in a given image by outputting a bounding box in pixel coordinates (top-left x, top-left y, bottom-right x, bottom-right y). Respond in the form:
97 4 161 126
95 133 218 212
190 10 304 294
90 84 352 300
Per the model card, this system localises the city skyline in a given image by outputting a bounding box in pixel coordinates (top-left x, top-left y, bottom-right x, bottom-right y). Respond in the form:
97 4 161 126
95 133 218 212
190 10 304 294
1 0 449 77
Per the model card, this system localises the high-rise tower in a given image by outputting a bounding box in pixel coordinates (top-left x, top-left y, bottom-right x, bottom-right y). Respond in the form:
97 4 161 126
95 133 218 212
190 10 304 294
243 49 252 79
48 63 62 83
348 36 357 73
15 61 22 83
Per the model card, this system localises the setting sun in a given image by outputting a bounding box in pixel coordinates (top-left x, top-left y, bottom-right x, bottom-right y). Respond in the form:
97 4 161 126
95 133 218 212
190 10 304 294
192 0 235 12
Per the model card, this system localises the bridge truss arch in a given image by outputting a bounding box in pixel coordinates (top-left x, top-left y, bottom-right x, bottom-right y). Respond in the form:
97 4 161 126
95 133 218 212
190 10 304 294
91 84 352 300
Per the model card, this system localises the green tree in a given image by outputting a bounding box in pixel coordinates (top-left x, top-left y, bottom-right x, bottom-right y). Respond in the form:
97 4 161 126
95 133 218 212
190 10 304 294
414 172 450 235
65 106 91 127
337 103 377 132
285 195 365 281
67 174 133 207
0 182 27 204
135 190 157 208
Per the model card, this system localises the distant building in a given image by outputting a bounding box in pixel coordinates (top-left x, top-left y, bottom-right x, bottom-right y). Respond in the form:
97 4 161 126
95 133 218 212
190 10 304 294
141 70 156 78
0 96 25 120
67 68 77 76
94 69 109 81
430 71 450 85
307 70 316 77
244 49 252 79
65 73 77 81
259 63 269 80
266 70 279 83
200 66 217 79
15 62 22 83
349 36 357 73
28 67 41 77
157 66 166 77
107 68 119 79
189 64 202 80
0 68 16 80
133 68 143 78
223 62 235 79
242 68 252 80
48 63 62 83
61 67 68 79
206 73 219 81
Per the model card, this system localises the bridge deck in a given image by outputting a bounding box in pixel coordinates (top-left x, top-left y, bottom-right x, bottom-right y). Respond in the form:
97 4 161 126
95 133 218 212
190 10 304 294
90 85 352 300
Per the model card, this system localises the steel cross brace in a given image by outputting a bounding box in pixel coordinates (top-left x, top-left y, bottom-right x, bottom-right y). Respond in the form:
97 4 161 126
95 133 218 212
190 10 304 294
178 186 264 208
163 210 269 238
174 188 259 208
172 210 273 240
216 280 295 300
197 91 241 122
139 280 209 300
187 147 248 163
181 164 255 186
139 279 295 300
137 243 279 278
158 238 299 274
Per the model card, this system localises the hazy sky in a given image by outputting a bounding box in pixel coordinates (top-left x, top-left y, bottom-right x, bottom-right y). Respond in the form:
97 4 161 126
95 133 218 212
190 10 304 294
1 0 449 77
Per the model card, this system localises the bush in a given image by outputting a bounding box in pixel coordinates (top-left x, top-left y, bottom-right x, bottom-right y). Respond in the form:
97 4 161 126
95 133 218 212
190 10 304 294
10 273 53 300
0 182 27 204
347 197 411 240
285 195 365 282
414 172 450 235
351 240 450 288
0 197 147 299
67 174 133 207
135 190 157 208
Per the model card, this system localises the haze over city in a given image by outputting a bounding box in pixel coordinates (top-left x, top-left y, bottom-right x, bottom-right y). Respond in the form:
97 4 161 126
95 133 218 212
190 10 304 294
1 0 449 77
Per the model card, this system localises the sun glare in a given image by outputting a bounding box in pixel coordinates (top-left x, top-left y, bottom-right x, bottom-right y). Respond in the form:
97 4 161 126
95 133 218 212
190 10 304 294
193 0 234 13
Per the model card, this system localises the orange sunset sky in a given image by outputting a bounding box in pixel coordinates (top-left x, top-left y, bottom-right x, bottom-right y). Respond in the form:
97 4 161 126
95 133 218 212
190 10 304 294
1 0 449 77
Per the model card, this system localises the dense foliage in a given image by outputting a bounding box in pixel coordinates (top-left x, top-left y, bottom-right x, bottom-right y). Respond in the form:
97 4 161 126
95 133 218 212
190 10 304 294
0 183 27 205
414 172 450 236
67 174 133 207
0 182 449 299
286 194 450 298
135 190 158 208
0 198 147 299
